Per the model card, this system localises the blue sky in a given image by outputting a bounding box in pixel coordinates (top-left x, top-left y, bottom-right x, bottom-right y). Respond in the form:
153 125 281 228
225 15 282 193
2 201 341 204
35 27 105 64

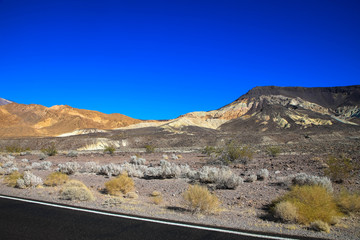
1 0 359 120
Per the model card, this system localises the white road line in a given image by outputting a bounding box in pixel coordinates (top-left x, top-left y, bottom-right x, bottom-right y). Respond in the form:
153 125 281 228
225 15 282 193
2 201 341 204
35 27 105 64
0 195 298 240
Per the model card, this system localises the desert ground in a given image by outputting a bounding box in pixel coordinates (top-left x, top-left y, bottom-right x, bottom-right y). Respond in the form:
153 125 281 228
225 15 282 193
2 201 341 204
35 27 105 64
0 140 359 240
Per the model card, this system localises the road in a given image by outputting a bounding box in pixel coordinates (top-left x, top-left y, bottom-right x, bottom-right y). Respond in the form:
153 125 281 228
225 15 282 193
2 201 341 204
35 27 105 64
0 195 326 240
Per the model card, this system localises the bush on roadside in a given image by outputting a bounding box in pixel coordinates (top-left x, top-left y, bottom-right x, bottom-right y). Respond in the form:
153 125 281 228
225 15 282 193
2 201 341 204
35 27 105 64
183 184 220 214
273 201 298 223
4 171 23 187
60 180 94 201
16 171 43 188
336 189 360 214
144 144 156 153
41 143 58 156
272 185 341 225
325 154 354 183
310 220 331 233
44 172 69 186
57 162 81 175
103 145 116 155
105 173 135 196
266 146 281 157
291 173 333 193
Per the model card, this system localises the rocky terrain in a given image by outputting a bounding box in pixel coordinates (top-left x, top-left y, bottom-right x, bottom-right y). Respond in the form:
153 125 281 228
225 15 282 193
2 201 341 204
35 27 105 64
0 98 12 106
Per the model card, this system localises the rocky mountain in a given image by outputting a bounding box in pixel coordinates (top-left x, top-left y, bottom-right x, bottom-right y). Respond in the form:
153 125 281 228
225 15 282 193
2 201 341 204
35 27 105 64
0 103 141 138
0 98 12 106
125 85 360 134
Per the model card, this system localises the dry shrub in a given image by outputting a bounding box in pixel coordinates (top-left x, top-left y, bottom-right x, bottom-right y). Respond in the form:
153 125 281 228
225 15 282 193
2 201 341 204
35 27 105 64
150 191 163 205
4 171 23 187
105 173 135 196
310 220 331 233
60 180 94 201
275 185 341 225
44 172 69 186
336 189 360 214
183 184 220 214
273 201 298 223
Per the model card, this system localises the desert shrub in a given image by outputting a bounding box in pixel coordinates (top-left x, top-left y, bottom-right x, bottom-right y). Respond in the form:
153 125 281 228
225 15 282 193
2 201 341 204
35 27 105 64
5 166 19 175
257 169 269 181
44 172 69 186
103 145 116 155
274 185 341 225
144 144 155 153
3 160 15 168
41 143 58 156
310 220 330 233
105 173 135 196
183 184 220 214
21 159 29 163
145 160 182 179
219 142 254 164
245 174 257 182
151 190 161 197
38 153 48 160
198 166 243 189
31 161 52 170
171 154 178 160
16 171 43 188
66 151 78 158
125 192 138 199
99 163 122 177
5 145 30 153
325 154 354 183
336 189 360 214
57 162 81 175
4 171 23 187
130 156 146 165
60 180 94 201
267 146 281 157
273 201 298 223
291 173 333 193
0 167 4 175
202 146 217 156
82 162 101 173
151 191 163 205
162 154 168 160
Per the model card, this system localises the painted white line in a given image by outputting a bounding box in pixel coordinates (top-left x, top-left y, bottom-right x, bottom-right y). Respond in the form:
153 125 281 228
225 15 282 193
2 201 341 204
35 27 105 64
0 195 298 240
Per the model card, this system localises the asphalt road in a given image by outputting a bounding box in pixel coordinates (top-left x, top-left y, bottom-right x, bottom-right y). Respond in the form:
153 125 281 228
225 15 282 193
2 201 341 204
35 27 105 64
0 196 327 240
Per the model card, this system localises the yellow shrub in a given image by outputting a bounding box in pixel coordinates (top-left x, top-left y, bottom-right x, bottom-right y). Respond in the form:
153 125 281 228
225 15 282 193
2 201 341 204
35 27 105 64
183 185 220 214
273 201 298 223
44 172 69 186
60 180 94 201
4 171 23 187
105 173 135 196
336 189 360 214
275 185 341 224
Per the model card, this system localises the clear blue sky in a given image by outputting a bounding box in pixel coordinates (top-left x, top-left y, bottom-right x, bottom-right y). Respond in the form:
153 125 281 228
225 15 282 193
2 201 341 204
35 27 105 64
1 0 359 120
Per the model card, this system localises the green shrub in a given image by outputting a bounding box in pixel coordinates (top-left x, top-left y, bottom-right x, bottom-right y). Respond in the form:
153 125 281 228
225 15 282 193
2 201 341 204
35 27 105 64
325 154 354 183
105 173 135 195
60 180 94 201
104 145 116 155
267 146 281 157
336 189 360 214
183 184 220 214
202 146 217 156
44 172 69 186
5 145 30 153
144 144 156 153
41 143 58 156
273 185 341 225
222 142 254 164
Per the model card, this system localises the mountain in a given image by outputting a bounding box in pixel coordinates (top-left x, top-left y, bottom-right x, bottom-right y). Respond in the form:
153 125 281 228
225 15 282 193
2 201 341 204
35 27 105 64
0 98 12 106
0 103 141 138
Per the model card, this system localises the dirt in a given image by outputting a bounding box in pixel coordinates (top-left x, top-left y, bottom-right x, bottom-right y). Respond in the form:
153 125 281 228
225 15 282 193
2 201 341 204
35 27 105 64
1 150 359 240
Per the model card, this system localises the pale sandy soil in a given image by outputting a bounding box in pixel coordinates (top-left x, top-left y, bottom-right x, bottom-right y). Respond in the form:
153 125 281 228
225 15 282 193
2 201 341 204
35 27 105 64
0 151 359 240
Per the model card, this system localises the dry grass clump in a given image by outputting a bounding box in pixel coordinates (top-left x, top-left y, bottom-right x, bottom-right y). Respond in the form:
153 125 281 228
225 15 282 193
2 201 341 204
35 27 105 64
150 191 163 205
4 171 23 187
273 185 341 225
273 201 298 223
105 173 135 196
310 220 331 233
60 180 94 201
44 172 69 186
336 189 360 214
183 184 220 214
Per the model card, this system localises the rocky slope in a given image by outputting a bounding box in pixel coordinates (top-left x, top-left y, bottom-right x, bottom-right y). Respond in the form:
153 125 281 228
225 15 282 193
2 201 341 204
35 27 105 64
0 103 141 138
0 98 12 106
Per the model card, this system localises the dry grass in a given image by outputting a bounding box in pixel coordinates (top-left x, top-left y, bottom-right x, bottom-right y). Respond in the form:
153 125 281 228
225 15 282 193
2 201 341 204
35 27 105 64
4 171 23 187
274 185 341 225
44 172 69 186
183 184 220 214
336 189 360 214
310 220 331 233
105 173 135 196
60 180 94 201
273 201 298 223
